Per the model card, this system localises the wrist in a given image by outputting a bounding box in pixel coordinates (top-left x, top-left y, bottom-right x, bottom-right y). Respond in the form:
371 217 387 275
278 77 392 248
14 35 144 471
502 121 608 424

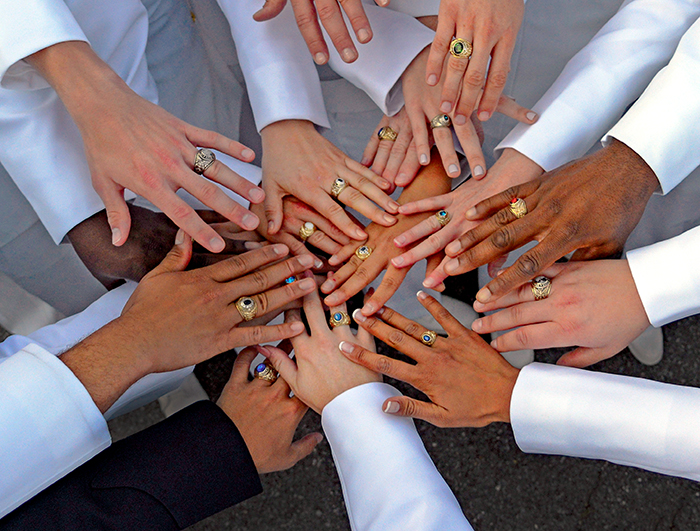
261 119 315 142
606 138 660 196
493 367 520 423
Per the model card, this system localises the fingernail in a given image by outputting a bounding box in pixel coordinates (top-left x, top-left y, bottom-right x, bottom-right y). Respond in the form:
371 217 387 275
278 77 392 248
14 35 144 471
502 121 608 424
268 220 275 231
339 341 354 353
325 294 339 305
361 157 370 166
476 287 492 303
241 148 255 160
376 0 389 6
466 207 478 219
298 278 315 290
472 319 482 332
423 278 437 288
291 322 305 333
383 214 396 224
490 340 498 349
355 228 367 240
448 164 460 176
419 154 429 165
242 213 258 230
244 241 262 250
314 259 324 269
376 306 385 316
427 74 438 86
446 241 461 254
384 401 400 414
352 309 366 323
257 345 271 355
392 256 404 267
328 256 339 266
321 279 335 292
111 228 122 246
417 290 428 300
357 28 371 43
526 111 538 122
314 52 328 65
312 433 324 444
249 188 264 202
440 101 452 113
388 200 400 212
478 111 490 121
454 114 467 126
362 302 376 315
396 173 407 185
174 229 184 245
272 244 286 255
210 238 225 252
378 178 391 189
298 254 314 267
444 258 459 273
342 48 357 62
473 165 484 177
394 235 406 246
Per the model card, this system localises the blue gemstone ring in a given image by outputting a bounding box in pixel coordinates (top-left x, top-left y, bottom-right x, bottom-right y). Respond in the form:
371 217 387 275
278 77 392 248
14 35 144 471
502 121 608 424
355 245 372 261
378 126 398 142
430 114 452 129
235 296 258 321
421 330 438 347
329 311 351 328
285 276 297 284
253 360 278 383
435 210 452 227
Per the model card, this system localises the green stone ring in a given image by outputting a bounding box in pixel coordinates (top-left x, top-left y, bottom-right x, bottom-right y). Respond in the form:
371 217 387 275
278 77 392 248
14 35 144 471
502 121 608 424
450 38 472 59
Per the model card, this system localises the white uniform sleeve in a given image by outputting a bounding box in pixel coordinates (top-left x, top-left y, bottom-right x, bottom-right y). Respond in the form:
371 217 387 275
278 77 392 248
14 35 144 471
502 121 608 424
0 344 110 518
626 225 700 327
322 382 472 531
511 363 700 481
604 17 700 194
496 0 700 171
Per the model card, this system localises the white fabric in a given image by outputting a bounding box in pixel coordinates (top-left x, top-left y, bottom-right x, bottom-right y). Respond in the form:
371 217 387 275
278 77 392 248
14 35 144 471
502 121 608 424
322 383 472 531
511 363 700 481
496 0 700 172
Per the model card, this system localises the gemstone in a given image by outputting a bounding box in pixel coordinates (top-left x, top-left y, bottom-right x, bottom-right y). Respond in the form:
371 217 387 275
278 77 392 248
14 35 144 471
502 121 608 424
334 313 342 321
378 127 384 136
304 222 314 230
453 42 464 54
285 276 296 284
423 335 431 341
438 211 447 217
336 178 345 185
360 246 368 253
256 363 266 373
510 198 518 204
443 114 449 121
243 298 253 306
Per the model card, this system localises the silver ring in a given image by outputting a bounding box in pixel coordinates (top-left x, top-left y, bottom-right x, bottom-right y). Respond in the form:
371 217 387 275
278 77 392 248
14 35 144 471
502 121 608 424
193 148 216 174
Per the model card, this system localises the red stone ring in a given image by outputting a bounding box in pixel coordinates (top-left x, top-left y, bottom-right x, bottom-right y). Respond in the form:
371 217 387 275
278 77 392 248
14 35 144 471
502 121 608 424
509 198 528 219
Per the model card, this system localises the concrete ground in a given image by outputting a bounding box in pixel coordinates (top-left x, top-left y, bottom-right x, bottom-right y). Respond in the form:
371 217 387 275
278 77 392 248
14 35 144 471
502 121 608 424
105 272 700 531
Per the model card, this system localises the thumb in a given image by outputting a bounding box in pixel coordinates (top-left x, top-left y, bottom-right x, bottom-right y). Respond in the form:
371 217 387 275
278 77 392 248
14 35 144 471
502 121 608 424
557 346 611 368
289 432 324 465
99 183 131 247
382 396 447 426
145 229 193 280
253 0 287 21
263 187 285 235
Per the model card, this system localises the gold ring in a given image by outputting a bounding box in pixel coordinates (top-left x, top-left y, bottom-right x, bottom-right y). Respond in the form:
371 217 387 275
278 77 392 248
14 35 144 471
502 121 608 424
355 245 372 260
450 38 473 59
330 177 348 198
509 198 528 219
378 126 398 141
421 330 437 347
299 221 316 241
329 311 351 328
254 360 278 383
430 114 452 129
193 148 216 174
531 276 552 300
435 210 452 227
235 296 258 321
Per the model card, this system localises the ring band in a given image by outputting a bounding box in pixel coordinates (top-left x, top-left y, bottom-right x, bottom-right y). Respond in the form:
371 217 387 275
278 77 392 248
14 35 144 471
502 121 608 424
193 148 216 174
421 330 437 347
509 198 528 219
450 38 473 59
330 177 348 198
378 126 398 142
430 114 452 129
329 311 351 328
254 360 278 383
235 296 258 321
531 276 552 300
355 245 372 260
435 210 452 227
299 221 316 241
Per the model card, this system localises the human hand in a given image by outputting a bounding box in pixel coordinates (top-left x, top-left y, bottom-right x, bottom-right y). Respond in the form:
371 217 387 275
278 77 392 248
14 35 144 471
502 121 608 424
472 260 651 367
253 0 375 64
444 139 660 302
393 148 544 288
261 120 399 240
263 289 380 414
218 347 322 474
340 291 518 427
427 0 524 123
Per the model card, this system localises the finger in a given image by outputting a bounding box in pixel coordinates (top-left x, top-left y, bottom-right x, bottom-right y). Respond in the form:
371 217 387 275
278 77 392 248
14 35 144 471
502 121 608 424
453 119 486 179
381 396 448 426
329 301 354 341
262 345 299 386
432 127 462 178
386 135 415 185
143 229 193 280
392 212 449 250
324 257 384 306
231 263 318 306
394 223 458 269
478 40 516 121
557 346 615 368
230 279 317 330
302 288 328 336
208 243 289 282
253 0 287 21
465 181 539 221
342 161 397 211
263 185 285 235
394 141 421 188
490 322 567 352
454 36 490 121
397 194 450 216
338 340 417 381
371 138 394 177
334 0 372 44
439 33 473 115
294 206 352 246
405 101 431 166
327 239 363 268
360 266 408 315
305 192 367 241
426 19 454 85
337 185 396 227
288 0 329 64
361 121 385 167
351 310 432 361
493 94 538 125
157 192 227 253
416 290 467 337
371 304 429 342
95 181 131 246
425 253 442 278
186 128 256 163
288 432 324 467
471 301 548 335
201 159 265 206
313 0 358 63
231 346 258 383
422 255 450 290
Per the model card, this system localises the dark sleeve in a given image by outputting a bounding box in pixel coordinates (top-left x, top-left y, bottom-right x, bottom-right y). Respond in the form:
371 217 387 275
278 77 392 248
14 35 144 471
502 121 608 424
0 401 262 530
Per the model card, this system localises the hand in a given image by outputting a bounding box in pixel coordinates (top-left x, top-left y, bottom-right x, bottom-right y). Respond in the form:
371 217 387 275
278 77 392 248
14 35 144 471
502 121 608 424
253 0 375 65
340 291 519 427
217 347 323 474
393 148 544 288
445 139 660 302
263 289 380 413
27 42 263 253
427 0 524 123
361 109 420 190
260 120 399 240
472 260 651 367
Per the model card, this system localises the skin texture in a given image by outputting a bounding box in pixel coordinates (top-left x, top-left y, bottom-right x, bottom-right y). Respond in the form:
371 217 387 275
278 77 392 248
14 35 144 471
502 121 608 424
253 0 375 65
394 148 544 288
321 156 452 315
445 139 661 302
262 289 380 414
341 292 519 427
60 236 317 412
218 347 323 474
27 42 262 253
472 260 652 368
427 0 524 124
260 120 399 240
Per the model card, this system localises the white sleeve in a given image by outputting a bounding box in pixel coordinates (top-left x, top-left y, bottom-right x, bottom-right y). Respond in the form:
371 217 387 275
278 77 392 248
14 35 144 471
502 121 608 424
216 0 330 131
324 2 435 116
322 382 472 531
626 225 700 327
496 0 700 171
0 344 110 518
604 18 700 194
0 0 88 90
510 363 700 481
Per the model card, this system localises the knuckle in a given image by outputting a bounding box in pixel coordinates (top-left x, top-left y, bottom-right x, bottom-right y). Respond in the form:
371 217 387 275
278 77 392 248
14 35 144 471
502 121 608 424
465 70 485 88
560 220 581 242
515 253 540 278
353 267 371 282
316 3 338 21
381 275 398 291
227 256 247 277
403 400 417 417
255 292 270 314
548 198 563 215
388 331 405 347
326 202 345 219
295 10 318 28
170 203 193 222
405 322 421 336
514 327 529 347
494 208 512 226
250 270 268 291
488 70 509 89
491 227 514 250
198 181 220 203
375 355 393 374
249 326 265 344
